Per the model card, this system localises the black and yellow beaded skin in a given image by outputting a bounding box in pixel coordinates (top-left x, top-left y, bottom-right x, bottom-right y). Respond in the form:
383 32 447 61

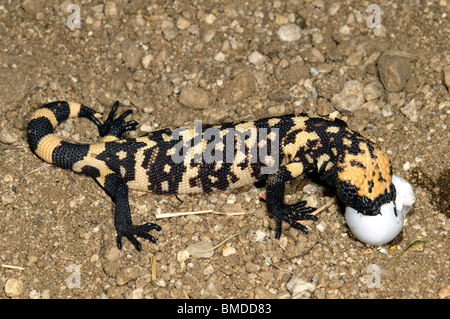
27 101 396 250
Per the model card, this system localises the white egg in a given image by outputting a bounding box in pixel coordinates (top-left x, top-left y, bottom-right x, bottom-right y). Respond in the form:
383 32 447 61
345 174 415 245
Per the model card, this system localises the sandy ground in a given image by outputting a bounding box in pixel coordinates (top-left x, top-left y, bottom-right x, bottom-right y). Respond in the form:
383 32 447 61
0 0 448 299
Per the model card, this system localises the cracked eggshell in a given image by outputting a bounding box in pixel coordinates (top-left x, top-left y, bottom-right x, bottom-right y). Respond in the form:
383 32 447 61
345 174 415 245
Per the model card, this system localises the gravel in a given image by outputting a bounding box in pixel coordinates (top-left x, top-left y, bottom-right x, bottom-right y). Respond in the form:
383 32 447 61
286 276 316 299
0 0 448 300
277 24 302 42
178 87 210 109
4 278 24 297
221 68 257 104
443 66 450 90
116 267 142 286
363 80 384 101
21 0 46 16
400 98 420 122
331 80 365 112
248 50 267 66
378 54 413 92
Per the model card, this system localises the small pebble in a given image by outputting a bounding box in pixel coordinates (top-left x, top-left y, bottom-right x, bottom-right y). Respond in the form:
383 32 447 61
222 246 237 257
248 50 267 66
363 80 384 101
226 194 236 204
402 161 411 171
286 276 315 299
203 14 216 24
346 50 365 66
284 62 310 84
4 278 24 297
204 265 215 276
161 20 177 41
121 40 141 69
29 289 41 299
373 25 387 37
277 236 288 250
438 283 450 298
339 25 352 36
41 290 51 299
275 14 289 26
129 288 144 299
201 29 215 43
249 230 267 242
102 244 121 262
222 69 256 104
443 66 450 90
115 267 141 286
378 55 412 92
22 0 46 15
104 1 118 17
176 17 191 30
316 221 327 233
326 2 340 16
277 24 301 42
328 278 343 290
255 286 277 299
381 103 393 117
3 173 13 183
400 99 419 122
179 87 209 109
154 278 166 288
221 203 243 214
214 52 226 62
177 249 190 262
331 80 365 112
139 124 153 133
141 54 153 69
0 129 19 144
316 63 333 74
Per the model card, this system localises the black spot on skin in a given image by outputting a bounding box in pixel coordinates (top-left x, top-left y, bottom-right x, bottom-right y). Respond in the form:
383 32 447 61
350 160 365 169
141 147 154 170
366 143 377 159
306 139 319 149
283 130 301 146
189 177 199 188
368 180 374 193
228 171 239 184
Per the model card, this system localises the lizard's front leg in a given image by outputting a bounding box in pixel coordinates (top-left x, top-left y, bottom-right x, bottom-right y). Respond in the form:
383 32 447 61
265 163 318 239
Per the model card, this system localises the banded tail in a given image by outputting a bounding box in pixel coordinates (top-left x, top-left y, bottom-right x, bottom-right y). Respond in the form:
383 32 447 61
27 101 96 169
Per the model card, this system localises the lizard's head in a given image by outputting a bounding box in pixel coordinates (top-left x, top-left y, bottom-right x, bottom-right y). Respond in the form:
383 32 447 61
335 140 396 215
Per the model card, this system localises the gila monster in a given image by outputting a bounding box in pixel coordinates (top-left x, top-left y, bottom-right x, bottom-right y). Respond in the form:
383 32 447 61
27 101 396 250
